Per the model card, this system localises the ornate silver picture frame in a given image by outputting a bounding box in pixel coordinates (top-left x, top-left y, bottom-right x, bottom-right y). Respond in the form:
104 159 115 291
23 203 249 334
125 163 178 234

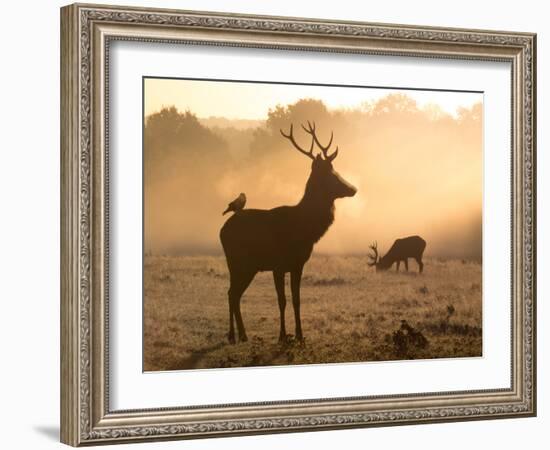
61 3 536 446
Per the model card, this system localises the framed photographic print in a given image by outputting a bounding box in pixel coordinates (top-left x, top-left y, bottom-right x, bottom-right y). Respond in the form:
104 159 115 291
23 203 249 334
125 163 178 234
60 3 537 446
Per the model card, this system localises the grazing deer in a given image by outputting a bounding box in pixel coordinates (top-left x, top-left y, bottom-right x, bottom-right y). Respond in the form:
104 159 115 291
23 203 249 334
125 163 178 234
368 236 426 273
220 122 357 344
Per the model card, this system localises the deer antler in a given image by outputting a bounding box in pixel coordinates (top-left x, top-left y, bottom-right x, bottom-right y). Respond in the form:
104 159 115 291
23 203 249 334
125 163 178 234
367 241 379 267
301 121 339 162
281 121 339 162
280 124 315 160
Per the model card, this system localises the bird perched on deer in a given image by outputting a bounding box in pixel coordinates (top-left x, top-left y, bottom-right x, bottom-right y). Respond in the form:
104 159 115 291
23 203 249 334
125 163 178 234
222 193 246 215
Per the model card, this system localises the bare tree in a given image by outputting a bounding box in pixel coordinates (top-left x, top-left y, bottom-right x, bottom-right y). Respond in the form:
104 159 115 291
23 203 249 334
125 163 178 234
220 121 357 343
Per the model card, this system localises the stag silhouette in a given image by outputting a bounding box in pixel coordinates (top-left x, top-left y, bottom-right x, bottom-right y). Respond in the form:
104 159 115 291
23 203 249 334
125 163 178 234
368 236 426 273
220 122 357 344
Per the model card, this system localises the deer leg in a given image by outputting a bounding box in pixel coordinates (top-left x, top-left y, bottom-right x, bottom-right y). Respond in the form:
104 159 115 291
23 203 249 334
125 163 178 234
228 270 256 343
227 298 235 344
416 257 424 273
290 267 304 342
404 259 409 272
396 261 400 272
273 271 287 343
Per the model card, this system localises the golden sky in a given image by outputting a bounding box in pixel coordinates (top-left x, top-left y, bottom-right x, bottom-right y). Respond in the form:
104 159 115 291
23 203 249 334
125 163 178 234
144 78 483 259
144 78 482 121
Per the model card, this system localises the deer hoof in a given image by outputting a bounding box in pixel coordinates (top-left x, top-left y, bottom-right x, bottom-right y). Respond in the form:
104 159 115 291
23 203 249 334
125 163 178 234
279 334 292 345
228 333 236 344
239 335 248 343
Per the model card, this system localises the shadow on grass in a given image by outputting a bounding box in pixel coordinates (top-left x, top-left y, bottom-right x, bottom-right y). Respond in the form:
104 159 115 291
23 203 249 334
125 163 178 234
166 341 228 370
166 335 308 370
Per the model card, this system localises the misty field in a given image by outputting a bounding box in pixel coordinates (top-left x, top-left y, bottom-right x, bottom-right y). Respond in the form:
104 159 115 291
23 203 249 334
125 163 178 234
143 255 482 371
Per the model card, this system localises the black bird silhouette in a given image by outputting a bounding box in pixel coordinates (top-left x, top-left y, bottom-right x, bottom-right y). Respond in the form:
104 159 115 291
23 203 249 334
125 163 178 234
222 193 246 215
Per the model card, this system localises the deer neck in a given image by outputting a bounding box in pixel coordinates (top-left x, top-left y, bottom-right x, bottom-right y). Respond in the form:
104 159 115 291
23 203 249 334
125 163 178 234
296 180 335 244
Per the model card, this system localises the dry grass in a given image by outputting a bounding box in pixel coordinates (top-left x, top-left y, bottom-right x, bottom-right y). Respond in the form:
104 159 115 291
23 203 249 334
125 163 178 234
143 255 482 371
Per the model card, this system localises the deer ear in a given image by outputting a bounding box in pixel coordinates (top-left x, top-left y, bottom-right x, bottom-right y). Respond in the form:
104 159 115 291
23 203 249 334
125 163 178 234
311 154 322 169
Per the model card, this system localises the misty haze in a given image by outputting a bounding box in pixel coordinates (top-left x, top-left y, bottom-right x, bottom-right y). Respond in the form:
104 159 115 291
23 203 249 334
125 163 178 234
143 78 482 371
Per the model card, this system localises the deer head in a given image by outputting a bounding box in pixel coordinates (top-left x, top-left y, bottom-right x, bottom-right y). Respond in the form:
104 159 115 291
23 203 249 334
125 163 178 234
368 241 381 271
368 241 394 271
280 121 357 200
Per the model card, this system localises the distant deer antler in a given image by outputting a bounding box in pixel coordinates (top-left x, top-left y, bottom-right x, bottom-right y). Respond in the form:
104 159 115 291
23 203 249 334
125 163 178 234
368 241 379 267
280 121 339 162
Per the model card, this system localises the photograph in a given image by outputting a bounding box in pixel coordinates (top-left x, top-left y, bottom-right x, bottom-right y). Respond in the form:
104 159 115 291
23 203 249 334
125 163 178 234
143 77 483 371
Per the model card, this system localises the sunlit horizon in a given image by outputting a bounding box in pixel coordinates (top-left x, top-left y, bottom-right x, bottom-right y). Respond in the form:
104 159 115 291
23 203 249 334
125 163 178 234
144 78 482 121
144 78 482 260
